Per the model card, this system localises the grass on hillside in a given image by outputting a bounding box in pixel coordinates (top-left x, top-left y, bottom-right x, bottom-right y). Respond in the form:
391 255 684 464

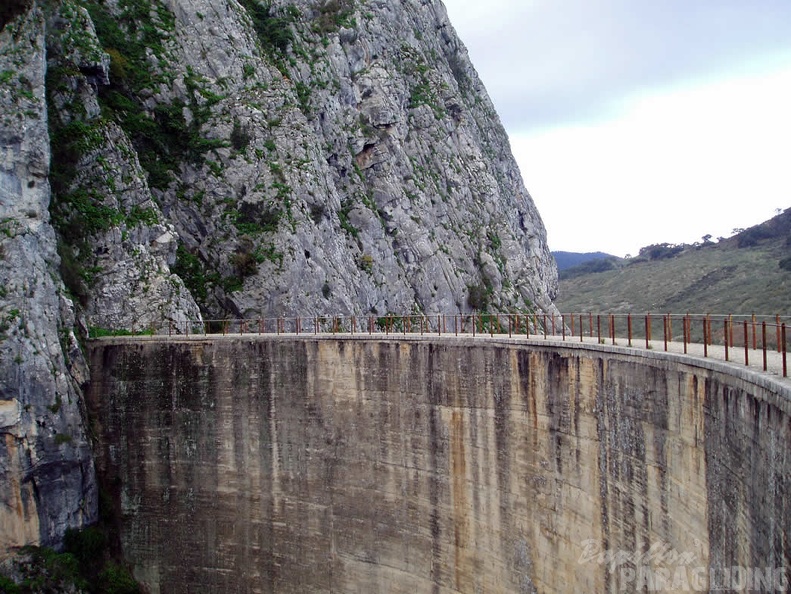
555 236 791 315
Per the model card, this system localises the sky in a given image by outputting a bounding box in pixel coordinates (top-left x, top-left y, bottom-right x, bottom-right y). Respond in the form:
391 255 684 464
441 0 791 257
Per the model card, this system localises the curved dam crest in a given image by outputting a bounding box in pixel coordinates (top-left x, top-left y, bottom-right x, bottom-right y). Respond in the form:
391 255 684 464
86 336 791 593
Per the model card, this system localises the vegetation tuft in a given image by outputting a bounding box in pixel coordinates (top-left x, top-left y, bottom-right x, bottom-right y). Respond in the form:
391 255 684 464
172 246 215 304
338 199 360 239
0 526 140 593
238 0 295 56
467 281 492 312
312 0 356 34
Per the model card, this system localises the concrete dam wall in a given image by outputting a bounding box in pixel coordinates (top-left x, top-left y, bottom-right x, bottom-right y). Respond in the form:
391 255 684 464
86 337 791 593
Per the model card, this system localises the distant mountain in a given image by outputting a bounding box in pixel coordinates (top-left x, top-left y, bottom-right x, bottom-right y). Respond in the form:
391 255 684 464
555 208 791 314
552 251 618 271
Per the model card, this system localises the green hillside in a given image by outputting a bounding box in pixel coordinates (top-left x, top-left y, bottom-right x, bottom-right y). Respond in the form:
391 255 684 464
555 209 791 315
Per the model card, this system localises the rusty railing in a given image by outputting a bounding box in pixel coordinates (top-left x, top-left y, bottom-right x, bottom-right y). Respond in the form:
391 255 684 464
119 312 788 378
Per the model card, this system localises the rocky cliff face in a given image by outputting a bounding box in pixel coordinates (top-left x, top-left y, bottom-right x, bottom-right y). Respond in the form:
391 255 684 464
44 0 558 326
0 4 97 556
0 0 558 554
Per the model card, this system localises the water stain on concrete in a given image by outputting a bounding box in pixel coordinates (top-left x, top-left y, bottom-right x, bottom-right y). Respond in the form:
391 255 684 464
87 337 791 593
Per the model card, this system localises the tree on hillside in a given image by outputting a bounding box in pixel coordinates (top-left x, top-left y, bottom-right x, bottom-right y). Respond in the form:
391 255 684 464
638 243 684 261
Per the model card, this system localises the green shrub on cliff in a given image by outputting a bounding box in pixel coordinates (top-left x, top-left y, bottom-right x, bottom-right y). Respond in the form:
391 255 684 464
97 563 139 594
0 524 141 593
0 574 21 593
238 0 295 55
7 546 87 592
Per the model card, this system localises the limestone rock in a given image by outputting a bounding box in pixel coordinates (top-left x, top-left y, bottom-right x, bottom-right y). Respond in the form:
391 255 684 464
45 2 203 333
40 0 558 322
0 4 97 556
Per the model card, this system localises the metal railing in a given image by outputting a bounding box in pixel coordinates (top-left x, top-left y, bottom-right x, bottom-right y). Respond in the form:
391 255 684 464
120 312 789 378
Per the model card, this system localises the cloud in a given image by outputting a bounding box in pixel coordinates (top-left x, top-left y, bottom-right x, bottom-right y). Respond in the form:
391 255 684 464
509 68 791 256
441 0 791 256
444 0 791 132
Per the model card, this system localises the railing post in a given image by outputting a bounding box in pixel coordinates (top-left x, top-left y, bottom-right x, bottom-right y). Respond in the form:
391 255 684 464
561 315 566 341
610 314 616 345
703 317 708 358
627 313 632 347
683 315 688 354
778 315 783 352
645 315 650 349
762 321 768 371
751 314 757 350
743 320 749 366
724 319 729 362
663 315 668 351
667 314 673 345
438 314 441 336
570 314 575 338
782 324 787 377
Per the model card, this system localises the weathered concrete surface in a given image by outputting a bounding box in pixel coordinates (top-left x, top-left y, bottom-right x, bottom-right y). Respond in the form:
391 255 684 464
86 337 791 593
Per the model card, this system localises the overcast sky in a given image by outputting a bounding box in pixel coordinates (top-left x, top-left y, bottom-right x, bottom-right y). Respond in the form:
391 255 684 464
442 0 791 256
